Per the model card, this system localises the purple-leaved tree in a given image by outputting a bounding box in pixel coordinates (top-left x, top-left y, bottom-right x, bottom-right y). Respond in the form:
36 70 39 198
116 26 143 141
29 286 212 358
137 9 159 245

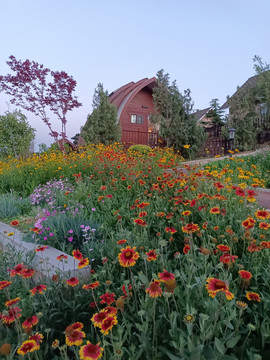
0 55 82 147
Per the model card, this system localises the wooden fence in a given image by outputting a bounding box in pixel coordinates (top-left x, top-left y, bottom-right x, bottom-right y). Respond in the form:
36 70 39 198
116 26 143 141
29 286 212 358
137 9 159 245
121 130 162 149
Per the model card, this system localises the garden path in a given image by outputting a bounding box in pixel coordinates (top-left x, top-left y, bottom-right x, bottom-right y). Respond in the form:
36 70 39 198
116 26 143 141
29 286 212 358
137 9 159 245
181 145 270 210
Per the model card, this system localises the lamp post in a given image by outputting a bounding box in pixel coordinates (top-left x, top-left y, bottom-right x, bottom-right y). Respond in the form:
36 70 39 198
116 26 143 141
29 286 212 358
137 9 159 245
228 128 235 151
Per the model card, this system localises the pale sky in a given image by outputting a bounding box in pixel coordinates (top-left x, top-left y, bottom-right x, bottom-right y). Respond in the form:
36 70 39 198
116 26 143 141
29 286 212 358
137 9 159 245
1 0 270 148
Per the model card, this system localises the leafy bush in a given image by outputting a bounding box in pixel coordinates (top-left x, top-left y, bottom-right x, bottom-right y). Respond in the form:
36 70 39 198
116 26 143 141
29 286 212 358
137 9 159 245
128 144 152 155
0 193 31 219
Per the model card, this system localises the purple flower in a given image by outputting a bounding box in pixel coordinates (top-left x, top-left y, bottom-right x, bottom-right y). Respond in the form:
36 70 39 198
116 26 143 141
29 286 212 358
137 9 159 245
49 232 54 237
80 225 85 229
44 236 47 241
68 237 73 242
68 229 73 234
91 208 96 211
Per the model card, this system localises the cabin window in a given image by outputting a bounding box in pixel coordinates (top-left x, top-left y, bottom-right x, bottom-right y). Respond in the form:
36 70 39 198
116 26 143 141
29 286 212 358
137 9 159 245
131 114 143 124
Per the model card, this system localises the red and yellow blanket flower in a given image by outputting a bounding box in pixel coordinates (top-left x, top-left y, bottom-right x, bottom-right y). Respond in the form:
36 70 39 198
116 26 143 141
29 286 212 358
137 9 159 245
118 246 139 267
146 280 162 298
206 278 234 300
79 341 104 360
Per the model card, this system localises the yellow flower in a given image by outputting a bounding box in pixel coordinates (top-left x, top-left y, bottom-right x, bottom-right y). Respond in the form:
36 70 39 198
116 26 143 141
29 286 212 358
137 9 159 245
183 145 190 149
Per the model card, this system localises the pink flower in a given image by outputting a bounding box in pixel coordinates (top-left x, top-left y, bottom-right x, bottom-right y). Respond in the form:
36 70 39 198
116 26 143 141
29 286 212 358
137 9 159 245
68 237 73 242
68 230 73 234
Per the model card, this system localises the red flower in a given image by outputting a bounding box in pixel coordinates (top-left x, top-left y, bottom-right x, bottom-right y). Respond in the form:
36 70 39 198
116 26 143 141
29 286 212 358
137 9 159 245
210 207 220 214
78 258 89 269
65 329 86 346
72 249 83 260
146 280 162 298
66 277 79 287
217 244 230 252
219 253 238 264
206 278 234 300
118 246 139 267
134 218 147 226
158 270 175 282
182 223 200 233
17 340 39 355
117 239 127 245
10 263 26 276
0 281 12 290
10 220 19 226
35 246 48 252
22 268 35 279
22 315 38 329
183 245 190 254
30 284 47 295
165 227 177 234
83 281 100 290
137 202 150 208
146 249 158 261
255 210 270 220
259 222 270 230
79 341 104 360
239 270 252 279
100 316 118 335
56 254 68 261
246 291 261 302
139 211 147 218
29 333 44 344
100 292 116 305
2 306 22 324
5 297 20 307
91 311 108 328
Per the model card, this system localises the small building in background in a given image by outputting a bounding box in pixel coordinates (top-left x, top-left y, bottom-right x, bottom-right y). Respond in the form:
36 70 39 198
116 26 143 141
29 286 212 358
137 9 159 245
109 77 159 147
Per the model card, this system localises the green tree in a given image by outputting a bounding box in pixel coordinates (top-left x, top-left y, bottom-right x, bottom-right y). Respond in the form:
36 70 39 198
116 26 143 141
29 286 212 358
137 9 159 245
206 99 224 124
253 55 270 116
151 69 205 157
0 111 35 158
81 83 121 145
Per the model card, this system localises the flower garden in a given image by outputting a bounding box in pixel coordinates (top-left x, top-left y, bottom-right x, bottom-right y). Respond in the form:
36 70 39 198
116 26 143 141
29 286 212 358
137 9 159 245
0 144 270 359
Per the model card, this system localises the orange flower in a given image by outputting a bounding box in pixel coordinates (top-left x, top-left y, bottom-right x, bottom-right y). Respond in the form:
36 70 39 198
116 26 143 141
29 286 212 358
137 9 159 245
217 244 230 252
210 207 220 214
146 280 162 298
66 277 79 287
182 223 200 233
158 270 175 282
165 227 177 234
35 245 48 252
72 249 83 260
0 280 12 290
10 220 19 226
246 291 261 302
118 246 139 267
134 218 147 226
30 284 47 295
139 211 147 217
259 222 270 230
78 258 89 269
182 211 191 216
206 278 234 300
239 270 252 279
22 316 38 329
10 263 26 276
255 210 270 220
56 254 68 261
117 239 127 245
219 253 238 264
183 245 190 254
137 202 150 208
22 268 35 279
242 217 256 229
5 297 20 307
83 281 100 290
146 249 158 261
79 341 104 360
2 306 22 324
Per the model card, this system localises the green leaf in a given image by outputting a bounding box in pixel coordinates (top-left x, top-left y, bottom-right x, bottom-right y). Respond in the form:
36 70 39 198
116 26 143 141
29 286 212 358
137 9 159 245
226 335 241 348
215 337 226 354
